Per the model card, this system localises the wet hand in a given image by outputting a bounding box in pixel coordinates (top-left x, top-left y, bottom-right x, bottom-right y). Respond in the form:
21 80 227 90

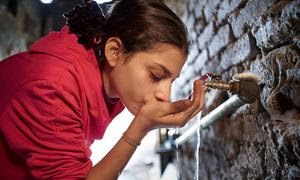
134 79 205 133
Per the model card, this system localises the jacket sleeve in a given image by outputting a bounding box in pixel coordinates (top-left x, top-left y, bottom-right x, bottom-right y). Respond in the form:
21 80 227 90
0 80 92 179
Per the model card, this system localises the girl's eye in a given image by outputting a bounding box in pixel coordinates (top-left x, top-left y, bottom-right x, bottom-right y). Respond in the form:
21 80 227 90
151 72 163 82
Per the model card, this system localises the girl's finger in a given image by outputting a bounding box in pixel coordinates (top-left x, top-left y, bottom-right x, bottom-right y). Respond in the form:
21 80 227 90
197 80 205 110
187 80 206 119
160 80 203 126
158 99 191 116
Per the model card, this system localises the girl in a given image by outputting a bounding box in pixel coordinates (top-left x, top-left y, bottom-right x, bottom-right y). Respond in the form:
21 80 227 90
0 0 205 179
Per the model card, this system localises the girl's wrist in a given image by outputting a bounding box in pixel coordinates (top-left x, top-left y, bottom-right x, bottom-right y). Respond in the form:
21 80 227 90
121 133 141 147
124 118 148 145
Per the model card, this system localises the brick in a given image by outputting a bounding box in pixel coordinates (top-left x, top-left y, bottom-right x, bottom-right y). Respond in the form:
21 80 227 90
188 0 199 14
182 82 192 97
229 11 247 38
194 0 206 19
173 75 186 90
217 0 231 24
181 63 197 82
217 0 247 25
171 81 188 99
204 55 221 74
231 0 247 10
280 0 300 27
190 30 198 44
208 24 233 57
203 0 220 21
193 49 209 72
181 7 189 23
252 1 300 50
293 35 300 49
197 22 215 50
164 0 187 17
220 33 258 70
287 69 300 107
259 45 300 116
0 7 27 59
252 18 288 50
180 62 195 83
270 0 293 15
194 19 206 36
173 76 193 98
250 56 266 84
229 0 278 38
186 14 196 32
187 44 199 64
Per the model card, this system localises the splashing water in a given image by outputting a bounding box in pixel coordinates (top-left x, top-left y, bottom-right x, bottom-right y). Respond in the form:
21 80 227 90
194 112 202 180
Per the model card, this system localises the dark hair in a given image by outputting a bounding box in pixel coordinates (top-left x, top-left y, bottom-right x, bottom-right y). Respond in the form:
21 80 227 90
64 0 189 61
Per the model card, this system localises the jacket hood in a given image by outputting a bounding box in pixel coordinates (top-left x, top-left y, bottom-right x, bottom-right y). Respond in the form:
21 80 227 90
29 25 124 140
29 25 98 67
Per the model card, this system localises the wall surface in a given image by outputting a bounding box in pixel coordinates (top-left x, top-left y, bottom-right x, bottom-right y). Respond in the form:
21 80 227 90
0 0 80 59
164 0 300 179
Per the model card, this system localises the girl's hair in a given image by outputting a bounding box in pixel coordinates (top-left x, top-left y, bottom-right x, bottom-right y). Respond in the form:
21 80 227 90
64 0 189 61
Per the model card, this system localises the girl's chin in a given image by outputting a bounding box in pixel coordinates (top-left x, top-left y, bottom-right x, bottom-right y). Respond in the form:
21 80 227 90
127 106 138 116
126 104 141 116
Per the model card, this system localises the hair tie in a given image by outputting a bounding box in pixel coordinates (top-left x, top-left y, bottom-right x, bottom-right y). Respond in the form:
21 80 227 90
93 37 102 44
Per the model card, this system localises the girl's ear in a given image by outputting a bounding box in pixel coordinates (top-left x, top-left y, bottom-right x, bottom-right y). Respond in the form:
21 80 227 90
104 37 125 67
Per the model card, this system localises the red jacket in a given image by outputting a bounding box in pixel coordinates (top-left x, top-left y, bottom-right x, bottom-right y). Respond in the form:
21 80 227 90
0 26 124 179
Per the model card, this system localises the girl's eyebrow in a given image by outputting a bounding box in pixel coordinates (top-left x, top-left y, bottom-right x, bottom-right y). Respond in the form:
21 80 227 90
153 62 172 77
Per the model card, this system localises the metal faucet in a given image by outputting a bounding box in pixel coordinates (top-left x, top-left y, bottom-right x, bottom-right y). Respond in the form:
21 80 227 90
200 72 260 103
201 73 239 94
157 72 261 150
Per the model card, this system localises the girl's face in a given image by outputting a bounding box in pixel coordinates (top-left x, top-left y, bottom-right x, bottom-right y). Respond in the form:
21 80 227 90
106 43 186 115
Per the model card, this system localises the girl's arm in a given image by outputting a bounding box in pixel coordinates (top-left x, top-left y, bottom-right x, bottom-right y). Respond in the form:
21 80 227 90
87 80 205 180
86 120 145 180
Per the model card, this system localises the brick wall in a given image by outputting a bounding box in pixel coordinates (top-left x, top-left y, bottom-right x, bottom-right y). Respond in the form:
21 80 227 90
164 0 300 179
0 0 80 59
0 0 44 59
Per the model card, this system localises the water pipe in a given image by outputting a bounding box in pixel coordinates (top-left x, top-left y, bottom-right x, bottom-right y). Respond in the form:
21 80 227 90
174 72 261 147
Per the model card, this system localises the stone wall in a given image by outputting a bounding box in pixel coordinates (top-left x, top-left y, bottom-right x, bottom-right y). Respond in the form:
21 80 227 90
0 0 80 59
164 0 300 179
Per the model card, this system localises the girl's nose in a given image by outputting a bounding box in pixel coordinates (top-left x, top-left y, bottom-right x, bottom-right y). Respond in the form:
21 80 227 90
154 82 171 102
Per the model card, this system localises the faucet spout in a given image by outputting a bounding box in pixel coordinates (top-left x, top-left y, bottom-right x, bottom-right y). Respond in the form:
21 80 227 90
202 72 260 103
204 80 240 94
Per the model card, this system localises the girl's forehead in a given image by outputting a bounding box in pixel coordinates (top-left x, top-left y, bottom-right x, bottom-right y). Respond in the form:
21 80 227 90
146 43 186 55
130 44 186 75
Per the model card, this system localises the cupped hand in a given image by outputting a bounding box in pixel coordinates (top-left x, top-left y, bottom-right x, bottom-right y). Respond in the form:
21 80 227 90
134 79 205 134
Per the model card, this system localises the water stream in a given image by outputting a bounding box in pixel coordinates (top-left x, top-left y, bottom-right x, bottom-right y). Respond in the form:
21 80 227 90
175 127 180 180
173 111 202 180
194 112 202 180
174 112 202 180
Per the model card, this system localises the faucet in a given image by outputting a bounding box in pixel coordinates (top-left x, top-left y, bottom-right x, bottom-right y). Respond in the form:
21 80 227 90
157 72 261 150
201 72 260 103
